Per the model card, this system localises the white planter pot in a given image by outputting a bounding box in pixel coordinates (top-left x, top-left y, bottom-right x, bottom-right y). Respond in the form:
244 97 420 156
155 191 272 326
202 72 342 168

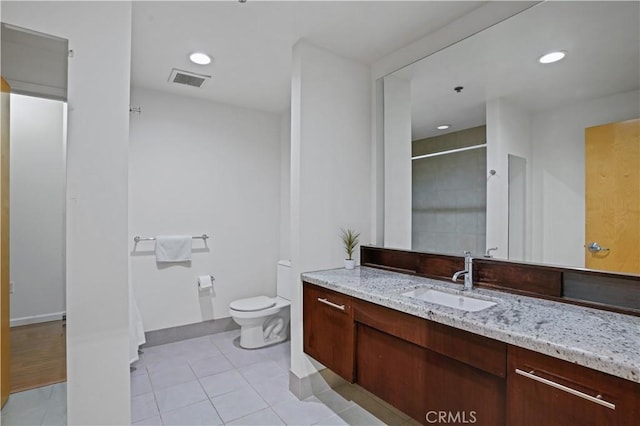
344 259 356 270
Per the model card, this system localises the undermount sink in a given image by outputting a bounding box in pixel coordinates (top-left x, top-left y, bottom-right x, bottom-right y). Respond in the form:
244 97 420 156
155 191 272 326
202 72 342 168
402 288 497 312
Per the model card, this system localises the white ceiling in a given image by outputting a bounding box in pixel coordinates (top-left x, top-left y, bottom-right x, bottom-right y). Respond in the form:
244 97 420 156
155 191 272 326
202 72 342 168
394 1 640 140
131 1 486 114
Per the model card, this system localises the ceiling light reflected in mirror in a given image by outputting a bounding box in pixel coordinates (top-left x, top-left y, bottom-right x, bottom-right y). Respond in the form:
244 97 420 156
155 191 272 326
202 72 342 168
538 50 566 64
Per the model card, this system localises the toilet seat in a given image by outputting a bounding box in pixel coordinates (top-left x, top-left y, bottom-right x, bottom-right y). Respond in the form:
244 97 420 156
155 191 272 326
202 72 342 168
230 296 276 312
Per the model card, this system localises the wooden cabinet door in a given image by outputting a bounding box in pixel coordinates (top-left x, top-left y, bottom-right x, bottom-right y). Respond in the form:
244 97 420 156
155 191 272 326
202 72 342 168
302 283 355 381
507 346 640 426
356 323 427 422
424 349 505 426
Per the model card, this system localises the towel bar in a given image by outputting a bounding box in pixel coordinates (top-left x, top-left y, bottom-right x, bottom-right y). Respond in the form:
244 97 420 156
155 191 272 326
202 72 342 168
133 234 209 243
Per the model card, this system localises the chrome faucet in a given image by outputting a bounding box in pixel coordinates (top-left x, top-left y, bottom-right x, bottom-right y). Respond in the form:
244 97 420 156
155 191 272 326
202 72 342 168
484 247 498 258
452 251 473 291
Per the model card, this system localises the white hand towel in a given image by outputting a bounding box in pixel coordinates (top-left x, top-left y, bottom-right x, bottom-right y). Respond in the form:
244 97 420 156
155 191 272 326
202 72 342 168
155 235 192 263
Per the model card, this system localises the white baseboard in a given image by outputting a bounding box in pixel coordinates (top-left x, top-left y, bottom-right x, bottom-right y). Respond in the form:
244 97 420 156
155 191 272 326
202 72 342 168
10 311 66 327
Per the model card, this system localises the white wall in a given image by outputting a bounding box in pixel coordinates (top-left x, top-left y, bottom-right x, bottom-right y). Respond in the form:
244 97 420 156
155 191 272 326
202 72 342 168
530 89 640 267
279 109 291 261
129 87 281 332
290 41 371 379
486 98 531 260
383 75 412 250
9 94 65 326
2 2 133 424
372 2 538 79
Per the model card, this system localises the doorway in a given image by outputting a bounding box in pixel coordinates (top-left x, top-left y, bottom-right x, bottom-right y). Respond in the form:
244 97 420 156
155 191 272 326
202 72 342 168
585 118 640 274
9 94 67 393
0 22 69 418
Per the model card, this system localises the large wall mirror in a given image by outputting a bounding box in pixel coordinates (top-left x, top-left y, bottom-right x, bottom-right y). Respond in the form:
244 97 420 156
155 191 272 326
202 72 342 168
383 1 640 275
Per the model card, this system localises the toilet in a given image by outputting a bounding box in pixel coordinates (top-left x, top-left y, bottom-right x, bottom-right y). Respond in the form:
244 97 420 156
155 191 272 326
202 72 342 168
229 260 292 349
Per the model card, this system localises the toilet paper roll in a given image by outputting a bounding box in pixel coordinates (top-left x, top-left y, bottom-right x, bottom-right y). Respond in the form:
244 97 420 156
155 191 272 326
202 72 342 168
198 275 213 290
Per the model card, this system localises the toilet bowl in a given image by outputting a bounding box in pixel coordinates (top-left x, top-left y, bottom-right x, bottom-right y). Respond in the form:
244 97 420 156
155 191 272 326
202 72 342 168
229 260 292 349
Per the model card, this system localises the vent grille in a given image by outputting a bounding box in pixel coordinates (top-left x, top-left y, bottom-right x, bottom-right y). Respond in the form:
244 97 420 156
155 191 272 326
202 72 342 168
168 68 210 88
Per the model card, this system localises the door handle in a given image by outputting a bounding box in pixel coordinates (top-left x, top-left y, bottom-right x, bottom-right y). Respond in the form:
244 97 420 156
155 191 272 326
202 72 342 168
586 242 610 253
515 369 615 410
317 297 345 311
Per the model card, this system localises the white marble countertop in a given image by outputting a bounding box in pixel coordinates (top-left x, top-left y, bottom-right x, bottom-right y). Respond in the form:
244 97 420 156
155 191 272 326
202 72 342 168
301 266 640 383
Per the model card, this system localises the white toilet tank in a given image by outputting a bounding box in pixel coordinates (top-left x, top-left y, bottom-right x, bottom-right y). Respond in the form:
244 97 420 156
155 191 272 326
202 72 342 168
276 260 292 301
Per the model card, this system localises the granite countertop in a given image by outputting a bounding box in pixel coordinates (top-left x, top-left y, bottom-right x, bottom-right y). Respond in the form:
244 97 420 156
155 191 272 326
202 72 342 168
301 266 640 384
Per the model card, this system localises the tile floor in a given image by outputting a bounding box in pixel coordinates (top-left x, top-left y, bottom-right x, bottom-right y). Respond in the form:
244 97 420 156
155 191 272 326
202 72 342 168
1 329 423 425
131 329 420 425
0 382 67 425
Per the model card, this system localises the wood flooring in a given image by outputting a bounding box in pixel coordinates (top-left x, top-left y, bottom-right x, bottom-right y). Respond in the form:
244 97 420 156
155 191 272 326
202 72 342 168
10 320 66 393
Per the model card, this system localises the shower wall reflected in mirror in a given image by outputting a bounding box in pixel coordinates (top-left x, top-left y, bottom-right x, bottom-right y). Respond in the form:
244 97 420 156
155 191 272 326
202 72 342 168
412 125 487 256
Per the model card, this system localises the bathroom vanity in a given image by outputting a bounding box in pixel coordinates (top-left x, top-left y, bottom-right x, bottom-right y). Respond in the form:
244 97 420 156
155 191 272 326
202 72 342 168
302 258 640 425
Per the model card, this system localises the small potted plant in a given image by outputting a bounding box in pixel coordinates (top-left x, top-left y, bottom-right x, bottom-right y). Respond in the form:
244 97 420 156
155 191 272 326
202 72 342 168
340 228 360 270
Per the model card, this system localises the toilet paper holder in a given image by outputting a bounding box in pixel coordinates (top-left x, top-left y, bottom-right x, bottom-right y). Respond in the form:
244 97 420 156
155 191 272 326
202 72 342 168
197 275 216 290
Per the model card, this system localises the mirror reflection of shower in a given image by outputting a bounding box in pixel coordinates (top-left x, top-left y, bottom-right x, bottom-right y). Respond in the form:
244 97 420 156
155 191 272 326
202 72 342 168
412 125 487 256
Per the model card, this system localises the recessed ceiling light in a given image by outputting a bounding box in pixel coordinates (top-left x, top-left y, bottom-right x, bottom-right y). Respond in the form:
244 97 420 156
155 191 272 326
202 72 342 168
437 125 451 130
189 52 211 65
538 51 566 64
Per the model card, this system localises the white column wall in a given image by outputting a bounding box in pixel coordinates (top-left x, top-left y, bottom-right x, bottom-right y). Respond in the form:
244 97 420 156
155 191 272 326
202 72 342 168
2 2 132 424
290 41 372 379
383 76 412 250
486 98 531 260
280 109 292 261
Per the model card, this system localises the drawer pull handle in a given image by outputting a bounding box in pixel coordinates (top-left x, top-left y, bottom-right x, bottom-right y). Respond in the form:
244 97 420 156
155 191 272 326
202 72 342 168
317 297 345 311
515 369 615 410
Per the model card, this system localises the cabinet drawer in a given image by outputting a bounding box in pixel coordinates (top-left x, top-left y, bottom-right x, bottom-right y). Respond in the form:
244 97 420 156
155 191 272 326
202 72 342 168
354 298 428 346
507 345 640 425
303 283 355 381
306 285 353 316
354 298 506 377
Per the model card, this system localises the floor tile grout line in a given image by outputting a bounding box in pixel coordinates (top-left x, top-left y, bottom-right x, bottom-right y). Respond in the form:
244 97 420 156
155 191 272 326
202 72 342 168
211 368 268 424
205 395 233 425
149 374 162 424
207 336 290 424
36 387 53 426
238 363 287 424
189 362 226 424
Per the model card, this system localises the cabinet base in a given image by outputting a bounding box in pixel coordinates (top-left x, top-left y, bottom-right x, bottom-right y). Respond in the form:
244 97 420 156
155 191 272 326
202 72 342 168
289 368 349 400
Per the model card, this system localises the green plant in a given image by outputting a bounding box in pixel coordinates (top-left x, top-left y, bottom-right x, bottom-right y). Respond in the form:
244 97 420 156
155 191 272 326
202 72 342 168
340 228 360 260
